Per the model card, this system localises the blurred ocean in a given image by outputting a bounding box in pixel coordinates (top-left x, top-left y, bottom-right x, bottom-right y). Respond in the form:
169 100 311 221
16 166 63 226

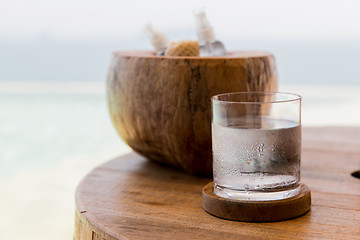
0 81 131 239
0 39 359 84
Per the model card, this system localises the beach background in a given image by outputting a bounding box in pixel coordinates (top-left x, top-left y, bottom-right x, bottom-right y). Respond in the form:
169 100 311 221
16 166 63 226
1 0 360 239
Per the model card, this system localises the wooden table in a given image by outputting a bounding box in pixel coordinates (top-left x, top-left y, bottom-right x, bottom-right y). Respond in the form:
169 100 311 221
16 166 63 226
74 127 360 240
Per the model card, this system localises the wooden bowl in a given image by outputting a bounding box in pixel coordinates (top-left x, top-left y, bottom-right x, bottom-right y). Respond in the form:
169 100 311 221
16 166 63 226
106 51 278 176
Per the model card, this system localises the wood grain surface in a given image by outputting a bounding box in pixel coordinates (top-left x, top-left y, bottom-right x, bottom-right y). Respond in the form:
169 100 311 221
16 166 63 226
107 51 278 175
74 127 360 240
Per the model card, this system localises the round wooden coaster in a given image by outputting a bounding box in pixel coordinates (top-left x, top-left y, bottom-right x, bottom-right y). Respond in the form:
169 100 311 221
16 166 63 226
202 182 311 222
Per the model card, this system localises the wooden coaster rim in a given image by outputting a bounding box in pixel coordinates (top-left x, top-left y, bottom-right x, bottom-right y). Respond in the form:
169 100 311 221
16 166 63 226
202 182 311 222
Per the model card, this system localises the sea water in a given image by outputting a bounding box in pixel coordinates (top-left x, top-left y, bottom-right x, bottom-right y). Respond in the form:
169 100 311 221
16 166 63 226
212 118 301 201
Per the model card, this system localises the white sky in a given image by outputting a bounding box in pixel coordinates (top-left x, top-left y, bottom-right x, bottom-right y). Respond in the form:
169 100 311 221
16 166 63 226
1 0 359 41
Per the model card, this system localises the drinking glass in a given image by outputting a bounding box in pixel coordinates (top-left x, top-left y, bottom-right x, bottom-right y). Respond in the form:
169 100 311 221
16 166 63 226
212 92 302 201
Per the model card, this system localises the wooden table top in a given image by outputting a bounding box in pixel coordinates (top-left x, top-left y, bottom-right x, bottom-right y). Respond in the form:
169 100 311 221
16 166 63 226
74 127 360 240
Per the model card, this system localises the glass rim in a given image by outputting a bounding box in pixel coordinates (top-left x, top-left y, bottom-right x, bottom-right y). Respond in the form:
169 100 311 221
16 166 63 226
211 91 302 104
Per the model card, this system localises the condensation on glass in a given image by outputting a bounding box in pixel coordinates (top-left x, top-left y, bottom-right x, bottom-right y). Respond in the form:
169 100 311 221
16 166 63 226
212 92 302 201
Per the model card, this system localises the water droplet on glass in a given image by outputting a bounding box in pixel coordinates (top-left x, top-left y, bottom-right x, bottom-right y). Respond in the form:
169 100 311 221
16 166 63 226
257 143 264 152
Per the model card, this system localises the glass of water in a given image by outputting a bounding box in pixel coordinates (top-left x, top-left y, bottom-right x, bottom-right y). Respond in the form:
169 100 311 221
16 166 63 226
211 92 302 201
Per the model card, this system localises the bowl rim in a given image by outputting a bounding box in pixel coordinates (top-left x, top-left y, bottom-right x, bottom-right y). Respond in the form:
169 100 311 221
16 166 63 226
112 50 273 60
